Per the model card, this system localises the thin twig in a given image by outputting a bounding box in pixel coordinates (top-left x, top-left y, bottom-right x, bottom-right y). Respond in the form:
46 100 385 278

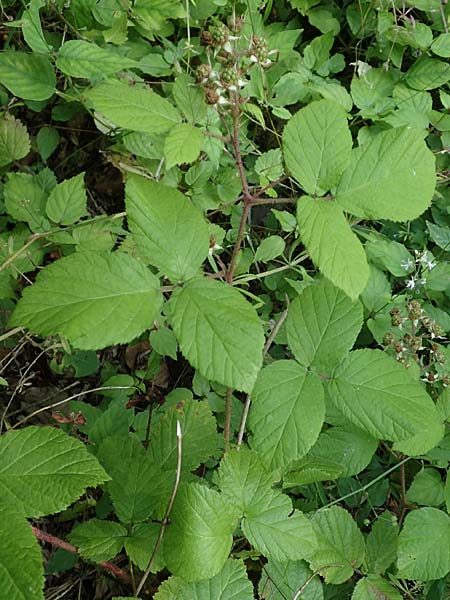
135 421 183 597
224 387 233 450
237 305 289 449
32 526 131 583
9 385 137 430
250 196 297 206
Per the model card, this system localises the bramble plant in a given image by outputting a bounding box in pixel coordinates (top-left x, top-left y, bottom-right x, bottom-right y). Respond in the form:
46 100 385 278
2 0 450 598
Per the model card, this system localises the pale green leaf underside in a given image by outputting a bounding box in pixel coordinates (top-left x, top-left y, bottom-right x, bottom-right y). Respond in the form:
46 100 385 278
329 349 444 453
0 505 44 600
397 507 450 580
125 176 210 282
286 279 363 370
308 506 365 584
0 426 108 517
69 519 126 562
164 123 204 169
283 99 352 196
56 40 137 78
243 490 317 562
249 361 325 472
297 197 369 299
10 252 163 350
0 51 55 100
154 560 254 599
0 115 30 168
168 278 264 393
336 128 436 222
85 81 181 134
163 483 237 582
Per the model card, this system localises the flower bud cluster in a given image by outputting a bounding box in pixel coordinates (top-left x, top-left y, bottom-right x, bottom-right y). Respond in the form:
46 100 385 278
196 21 277 107
383 300 449 387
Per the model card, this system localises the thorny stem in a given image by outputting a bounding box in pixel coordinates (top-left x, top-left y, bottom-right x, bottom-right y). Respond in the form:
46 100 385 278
135 421 183 596
32 527 131 584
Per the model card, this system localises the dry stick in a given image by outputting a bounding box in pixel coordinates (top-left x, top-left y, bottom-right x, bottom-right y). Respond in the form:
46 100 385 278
224 387 233 449
250 196 296 206
32 527 131 584
236 306 289 449
9 385 137 430
134 421 183 597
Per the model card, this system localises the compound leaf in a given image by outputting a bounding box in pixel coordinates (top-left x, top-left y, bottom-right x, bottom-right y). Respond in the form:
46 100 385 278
168 278 264 393
85 81 180 134
249 361 325 472
329 349 444 453
11 252 163 350
308 506 365 584
125 176 210 282
0 426 108 517
154 559 254 599
0 505 44 600
397 507 450 580
286 280 363 370
69 519 127 562
336 128 435 222
163 483 237 582
282 99 352 196
297 197 369 299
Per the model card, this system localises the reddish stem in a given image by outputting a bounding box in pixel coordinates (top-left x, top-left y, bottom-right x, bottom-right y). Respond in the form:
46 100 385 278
32 526 131 584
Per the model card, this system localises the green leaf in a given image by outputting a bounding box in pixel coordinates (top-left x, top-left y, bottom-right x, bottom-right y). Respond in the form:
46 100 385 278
172 73 207 124
85 81 181 134
168 278 264 393
98 435 172 523
397 507 450 580
365 512 398 575
336 128 436 222
155 559 254 599
308 506 365 584
407 468 445 507
0 225 43 277
21 0 51 54
0 114 30 167
124 522 164 572
254 235 285 263
286 280 363 370
36 126 59 161
307 425 378 478
0 505 44 600
405 56 450 90
125 176 210 282
431 33 450 58
69 519 126 562
297 197 369 299
46 172 87 225
427 221 450 251
148 399 218 473
11 252 163 350
163 482 237 582
328 349 444 453
150 327 178 360
365 237 415 277
282 99 352 196
242 489 317 561
216 448 275 515
164 123 203 169
0 426 108 517
259 559 323 600
56 40 137 78
249 361 325 471
352 575 402 600
0 51 55 100
4 172 49 232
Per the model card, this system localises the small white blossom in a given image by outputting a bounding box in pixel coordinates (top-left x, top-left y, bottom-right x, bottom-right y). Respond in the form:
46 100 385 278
406 277 416 290
401 259 414 271
250 54 258 63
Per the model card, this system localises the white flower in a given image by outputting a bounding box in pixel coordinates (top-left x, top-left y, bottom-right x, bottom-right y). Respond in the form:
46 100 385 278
406 277 416 290
401 259 414 271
